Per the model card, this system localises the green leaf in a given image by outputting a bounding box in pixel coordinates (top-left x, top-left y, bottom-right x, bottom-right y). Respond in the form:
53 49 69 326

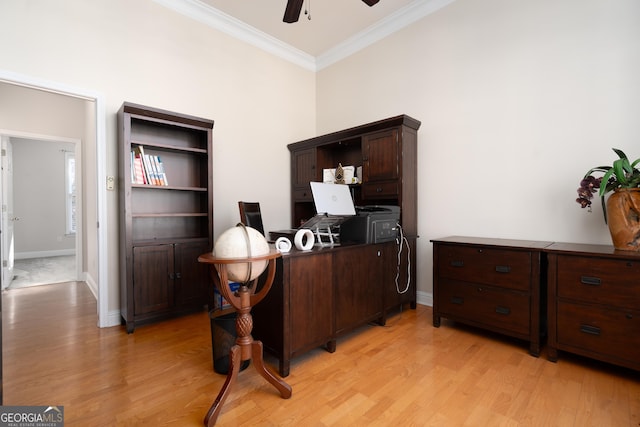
612 148 629 161
613 159 628 185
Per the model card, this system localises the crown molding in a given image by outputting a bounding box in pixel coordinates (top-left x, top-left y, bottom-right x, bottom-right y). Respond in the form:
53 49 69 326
153 0 455 72
153 0 317 70
316 0 456 70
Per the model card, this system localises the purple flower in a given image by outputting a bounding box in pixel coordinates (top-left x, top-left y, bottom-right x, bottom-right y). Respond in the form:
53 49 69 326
576 176 602 211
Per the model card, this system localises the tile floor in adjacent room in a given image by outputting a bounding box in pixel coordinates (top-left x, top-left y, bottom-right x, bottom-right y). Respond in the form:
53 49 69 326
9 255 76 289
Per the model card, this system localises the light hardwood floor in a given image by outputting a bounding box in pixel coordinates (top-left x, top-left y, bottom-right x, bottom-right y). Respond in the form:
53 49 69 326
3 281 639 426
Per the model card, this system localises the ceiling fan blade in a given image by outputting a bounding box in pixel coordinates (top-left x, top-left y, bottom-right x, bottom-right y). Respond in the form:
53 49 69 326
362 0 380 6
283 0 304 23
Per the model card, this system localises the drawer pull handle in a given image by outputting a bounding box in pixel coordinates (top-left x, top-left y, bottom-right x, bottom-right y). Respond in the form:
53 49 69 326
495 265 511 273
495 306 510 315
451 296 464 305
450 260 464 267
580 324 601 336
580 276 601 286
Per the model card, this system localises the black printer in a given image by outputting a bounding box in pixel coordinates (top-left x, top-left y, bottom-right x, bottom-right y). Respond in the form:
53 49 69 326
339 205 401 244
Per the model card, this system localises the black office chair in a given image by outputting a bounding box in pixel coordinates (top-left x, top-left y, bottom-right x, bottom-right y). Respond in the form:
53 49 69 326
238 201 265 236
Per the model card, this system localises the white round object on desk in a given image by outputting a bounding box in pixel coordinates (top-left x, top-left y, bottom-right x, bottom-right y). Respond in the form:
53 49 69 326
294 229 314 251
275 237 292 253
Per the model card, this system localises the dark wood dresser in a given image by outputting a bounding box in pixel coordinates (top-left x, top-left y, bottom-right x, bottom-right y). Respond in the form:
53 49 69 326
432 236 552 356
545 242 640 370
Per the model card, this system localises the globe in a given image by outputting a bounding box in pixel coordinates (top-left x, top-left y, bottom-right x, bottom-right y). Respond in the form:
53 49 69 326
213 224 270 283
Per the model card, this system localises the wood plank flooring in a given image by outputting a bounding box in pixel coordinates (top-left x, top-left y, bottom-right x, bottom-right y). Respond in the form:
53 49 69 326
3 282 639 426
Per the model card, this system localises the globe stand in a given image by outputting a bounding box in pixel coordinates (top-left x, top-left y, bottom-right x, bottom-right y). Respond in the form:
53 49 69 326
198 250 291 427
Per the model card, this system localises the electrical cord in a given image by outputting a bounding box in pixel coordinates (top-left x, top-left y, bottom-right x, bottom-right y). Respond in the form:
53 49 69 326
394 223 411 294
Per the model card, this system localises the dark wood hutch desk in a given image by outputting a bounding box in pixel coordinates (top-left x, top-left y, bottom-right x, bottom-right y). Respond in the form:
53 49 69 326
254 114 421 377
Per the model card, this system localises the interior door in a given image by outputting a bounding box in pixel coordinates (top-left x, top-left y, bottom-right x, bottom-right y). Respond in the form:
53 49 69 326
1 137 14 290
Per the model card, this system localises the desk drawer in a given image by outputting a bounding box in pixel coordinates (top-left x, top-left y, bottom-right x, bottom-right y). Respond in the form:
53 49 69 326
438 280 530 335
556 255 640 309
293 187 313 201
557 300 640 365
362 181 398 199
437 245 532 291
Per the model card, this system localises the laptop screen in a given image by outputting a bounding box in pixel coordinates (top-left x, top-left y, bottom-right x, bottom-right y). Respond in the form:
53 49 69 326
310 182 356 216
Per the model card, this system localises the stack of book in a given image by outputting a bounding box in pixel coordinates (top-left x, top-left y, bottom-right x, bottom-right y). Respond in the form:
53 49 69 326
131 146 168 186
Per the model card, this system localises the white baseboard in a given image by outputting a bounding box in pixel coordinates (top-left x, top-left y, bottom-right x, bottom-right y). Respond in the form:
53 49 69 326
83 271 121 328
104 310 123 328
14 249 76 259
83 271 98 299
417 290 433 307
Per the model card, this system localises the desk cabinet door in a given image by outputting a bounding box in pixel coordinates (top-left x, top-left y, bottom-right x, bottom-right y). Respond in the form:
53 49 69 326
334 245 384 334
289 253 333 354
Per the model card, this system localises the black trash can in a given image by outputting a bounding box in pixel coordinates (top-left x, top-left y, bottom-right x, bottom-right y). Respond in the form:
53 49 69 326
210 311 250 374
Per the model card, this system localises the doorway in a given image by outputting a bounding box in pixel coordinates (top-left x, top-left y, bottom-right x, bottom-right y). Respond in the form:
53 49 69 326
0 71 109 327
3 136 81 290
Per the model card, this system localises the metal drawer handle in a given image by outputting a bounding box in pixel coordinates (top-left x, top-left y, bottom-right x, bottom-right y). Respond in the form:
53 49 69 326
451 296 464 305
580 324 601 336
495 306 510 315
580 276 601 286
495 265 511 273
450 260 464 267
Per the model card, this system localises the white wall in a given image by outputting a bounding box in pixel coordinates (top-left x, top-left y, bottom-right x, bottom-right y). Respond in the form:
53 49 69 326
317 0 640 297
0 0 315 316
11 138 76 257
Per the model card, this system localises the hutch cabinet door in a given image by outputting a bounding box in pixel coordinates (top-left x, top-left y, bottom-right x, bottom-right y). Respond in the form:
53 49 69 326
291 148 316 198
362 129 399 183
132 244 175 315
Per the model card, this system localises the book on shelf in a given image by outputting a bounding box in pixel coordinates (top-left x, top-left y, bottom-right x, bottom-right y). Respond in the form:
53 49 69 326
154 155 168 186
131 146 168 186
133 154 146 184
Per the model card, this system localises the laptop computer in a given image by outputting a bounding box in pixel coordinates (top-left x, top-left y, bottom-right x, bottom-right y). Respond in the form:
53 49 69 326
298 182 355 239
309 182 356 216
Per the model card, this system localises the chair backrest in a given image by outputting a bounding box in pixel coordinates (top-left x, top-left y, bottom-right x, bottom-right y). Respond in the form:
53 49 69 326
238 201 265 235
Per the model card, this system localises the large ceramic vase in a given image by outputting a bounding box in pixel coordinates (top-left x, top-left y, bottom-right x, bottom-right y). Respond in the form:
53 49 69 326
606 188 640 251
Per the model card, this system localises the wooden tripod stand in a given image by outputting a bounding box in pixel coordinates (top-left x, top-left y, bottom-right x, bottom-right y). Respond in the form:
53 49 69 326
198 250 292 426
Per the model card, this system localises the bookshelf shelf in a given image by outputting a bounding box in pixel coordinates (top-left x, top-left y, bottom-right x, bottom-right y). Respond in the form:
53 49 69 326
131 184 208 191
132 213 208 218
131 140 208 154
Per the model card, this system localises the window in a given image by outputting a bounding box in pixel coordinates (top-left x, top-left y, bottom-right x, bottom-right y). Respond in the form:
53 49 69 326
65 151 76 235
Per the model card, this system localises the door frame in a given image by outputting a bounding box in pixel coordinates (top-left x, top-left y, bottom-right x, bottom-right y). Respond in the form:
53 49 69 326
0 69 109 327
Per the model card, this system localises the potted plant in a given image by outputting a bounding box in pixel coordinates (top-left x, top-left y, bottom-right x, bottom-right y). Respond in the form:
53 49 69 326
576 148 640 251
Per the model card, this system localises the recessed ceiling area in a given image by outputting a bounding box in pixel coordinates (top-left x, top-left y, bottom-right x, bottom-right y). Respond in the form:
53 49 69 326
154 0 455 70
201 0 416 56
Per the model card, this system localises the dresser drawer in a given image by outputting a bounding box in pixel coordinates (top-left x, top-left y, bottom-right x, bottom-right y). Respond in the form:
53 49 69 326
556 255 640 309
437 245 532 291
556 300 640 365
438 279 530 336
